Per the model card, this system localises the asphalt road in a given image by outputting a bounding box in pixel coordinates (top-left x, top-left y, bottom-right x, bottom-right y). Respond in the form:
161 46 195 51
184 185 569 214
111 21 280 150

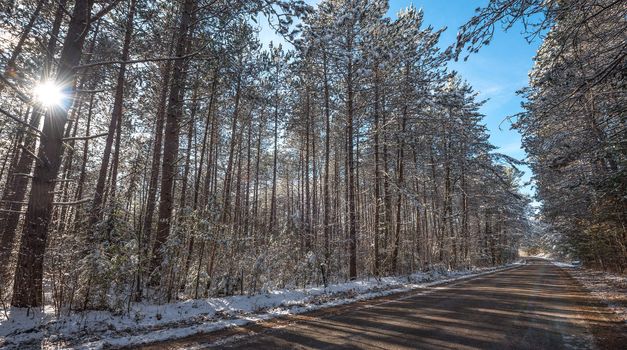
143 260 625 349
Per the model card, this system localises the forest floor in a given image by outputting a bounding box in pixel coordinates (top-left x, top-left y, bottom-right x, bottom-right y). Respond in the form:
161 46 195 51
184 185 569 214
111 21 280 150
0 264 519 349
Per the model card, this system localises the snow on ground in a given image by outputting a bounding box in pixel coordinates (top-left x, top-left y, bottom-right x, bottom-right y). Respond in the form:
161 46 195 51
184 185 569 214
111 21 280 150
552 261 627 323
551 261 580 268
0 263 522 349
529 252 552 259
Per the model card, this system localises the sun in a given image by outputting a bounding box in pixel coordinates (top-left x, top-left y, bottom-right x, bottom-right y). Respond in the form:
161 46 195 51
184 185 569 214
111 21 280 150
33 81 65 107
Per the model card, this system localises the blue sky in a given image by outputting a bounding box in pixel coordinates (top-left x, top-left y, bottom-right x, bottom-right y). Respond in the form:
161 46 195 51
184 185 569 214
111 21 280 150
259 0 542 199
389 0 542 199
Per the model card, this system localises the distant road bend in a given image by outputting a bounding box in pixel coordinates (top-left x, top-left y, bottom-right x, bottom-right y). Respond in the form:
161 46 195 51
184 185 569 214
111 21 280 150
143 259 626 350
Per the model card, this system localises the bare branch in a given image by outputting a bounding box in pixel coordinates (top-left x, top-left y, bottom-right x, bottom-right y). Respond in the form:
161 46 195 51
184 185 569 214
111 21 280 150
0 74 31 103
74 41 211 70
0 209 26 214
13 173 33 178
20 145 43 164
53 198 91 206
63 132 108 142
90 0 122 22
0 107 41 134
0 200 28 205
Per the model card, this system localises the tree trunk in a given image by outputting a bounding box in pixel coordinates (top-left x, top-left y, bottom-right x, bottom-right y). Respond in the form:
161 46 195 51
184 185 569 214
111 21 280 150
150 0 195 281
322 49 331 268
346 36 357 280
372 67 381 276
12 0 95 308
179 82 199 210
181 71 218 290
89 0 136 231
0 0 68 278
391 98 407 274
140 58 172 267
269 67 280 233
304 85 311 250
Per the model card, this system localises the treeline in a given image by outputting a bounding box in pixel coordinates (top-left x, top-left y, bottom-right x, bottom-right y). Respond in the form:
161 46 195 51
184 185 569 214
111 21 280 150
456 0 626 272
0 0 528 312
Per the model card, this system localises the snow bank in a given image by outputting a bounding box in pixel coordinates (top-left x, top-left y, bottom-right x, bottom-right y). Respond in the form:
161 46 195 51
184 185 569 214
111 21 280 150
551 260 580 268
0 263 521 349
562 267 627 324
552 259 626 324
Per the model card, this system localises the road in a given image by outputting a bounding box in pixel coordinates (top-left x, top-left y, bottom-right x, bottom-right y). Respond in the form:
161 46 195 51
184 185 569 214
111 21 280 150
142 260 625 349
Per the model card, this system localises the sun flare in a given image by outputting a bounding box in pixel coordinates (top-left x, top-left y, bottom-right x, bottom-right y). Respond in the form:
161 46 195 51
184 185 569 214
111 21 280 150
33 81 65 107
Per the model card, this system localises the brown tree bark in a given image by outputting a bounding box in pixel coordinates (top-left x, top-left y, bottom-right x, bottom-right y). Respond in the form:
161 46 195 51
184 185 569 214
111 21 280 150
74 94 96 210
346 36 357 280
252 109 264 243
181 72 218 291
221 66 242 225
372 67 382 276
304 85 311 250
179 82 200 210
89 0 136 232
269 65 280 233
142 61 172 243
322 50 331 268
391 98 407 274
0 0 68 278
150 0 195 280
12 0 96 308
